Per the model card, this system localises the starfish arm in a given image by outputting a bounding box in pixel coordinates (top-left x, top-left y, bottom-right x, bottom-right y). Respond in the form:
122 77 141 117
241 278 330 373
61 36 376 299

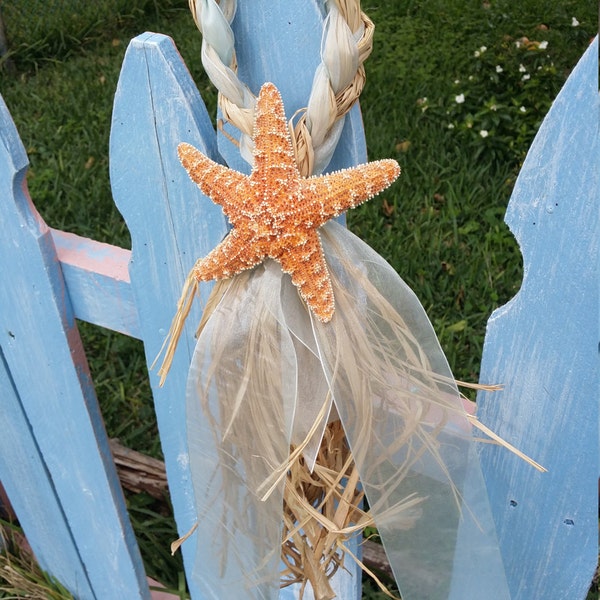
299 159 400 226
251 83 299 184
178 143 248 214
177 83 399 323
278 231 335 322
192 228 263 281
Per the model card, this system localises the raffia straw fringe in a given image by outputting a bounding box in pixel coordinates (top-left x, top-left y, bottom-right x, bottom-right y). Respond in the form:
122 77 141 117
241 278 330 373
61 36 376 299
170 523 198 556
195 278 231 338
158 277 396 597
341 541 399 600
467 414 547 472
161 275 546 599
156 272 232 386
453 381 546 472
280 419 411 599
155 266 199 386
280 420 368 599
257 393 333 502
456 379 503 391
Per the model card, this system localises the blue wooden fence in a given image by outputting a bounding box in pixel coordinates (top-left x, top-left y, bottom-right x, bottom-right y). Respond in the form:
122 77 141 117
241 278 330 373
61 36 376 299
0 3 597 598
475 34 599 600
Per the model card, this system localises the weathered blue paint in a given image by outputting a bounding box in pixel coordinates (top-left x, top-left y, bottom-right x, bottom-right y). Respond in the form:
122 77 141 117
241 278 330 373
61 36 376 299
0 95 150 598
0 348 95 598
110 32 228 600
477 37 599 600
51 228 140 338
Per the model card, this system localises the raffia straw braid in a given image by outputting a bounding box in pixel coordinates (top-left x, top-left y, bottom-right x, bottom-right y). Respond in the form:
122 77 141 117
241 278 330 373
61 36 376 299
188 0 256 161
293 1 373 175
188 0 374 176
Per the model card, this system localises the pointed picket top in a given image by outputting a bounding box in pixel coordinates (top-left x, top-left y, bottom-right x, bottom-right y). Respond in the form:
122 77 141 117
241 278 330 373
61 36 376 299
110 32 228 599
0 95 149 598
477 37 599 599
0 95 95 599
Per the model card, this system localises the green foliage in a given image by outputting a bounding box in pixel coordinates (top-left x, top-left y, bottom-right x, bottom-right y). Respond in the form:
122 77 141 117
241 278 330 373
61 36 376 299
125 493 186 590
430 30 585 165
352 0 595 386
0 520 76 599
0 0 187 68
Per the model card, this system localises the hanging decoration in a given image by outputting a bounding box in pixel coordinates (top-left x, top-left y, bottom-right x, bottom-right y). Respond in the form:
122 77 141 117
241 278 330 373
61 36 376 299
158 2 544 599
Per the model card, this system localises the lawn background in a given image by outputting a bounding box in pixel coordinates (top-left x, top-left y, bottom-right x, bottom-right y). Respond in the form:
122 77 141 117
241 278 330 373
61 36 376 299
0 1 597 598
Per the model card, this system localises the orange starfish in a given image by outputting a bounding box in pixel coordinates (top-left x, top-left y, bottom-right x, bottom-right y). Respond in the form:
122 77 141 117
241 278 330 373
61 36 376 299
178 82 400 322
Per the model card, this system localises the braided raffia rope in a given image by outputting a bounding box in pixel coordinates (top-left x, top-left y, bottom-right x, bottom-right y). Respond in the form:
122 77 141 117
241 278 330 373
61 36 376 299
184 2 381 595
188 0 374 176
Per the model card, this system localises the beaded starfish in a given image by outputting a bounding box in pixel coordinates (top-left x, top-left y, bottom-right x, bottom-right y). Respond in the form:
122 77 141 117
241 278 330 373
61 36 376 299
179 82 400 322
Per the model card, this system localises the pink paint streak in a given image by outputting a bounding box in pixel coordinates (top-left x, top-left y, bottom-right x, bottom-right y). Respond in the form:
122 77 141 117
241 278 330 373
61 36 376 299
51 229 131 282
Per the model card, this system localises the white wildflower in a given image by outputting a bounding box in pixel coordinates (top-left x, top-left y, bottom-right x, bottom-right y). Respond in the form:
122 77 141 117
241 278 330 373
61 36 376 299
519 106 527 113
448 123 455 129
539 40 548 49
479 130 489 138
455 93 465 104
522 73 531 81
495 65 503 73
519 63 527 72
571 17 580 27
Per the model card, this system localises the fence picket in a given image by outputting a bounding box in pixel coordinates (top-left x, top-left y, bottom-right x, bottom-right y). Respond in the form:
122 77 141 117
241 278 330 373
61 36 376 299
223 2 369 595
476 37 599 600
0 95 149 598
0 348 95 598
110 32 229 600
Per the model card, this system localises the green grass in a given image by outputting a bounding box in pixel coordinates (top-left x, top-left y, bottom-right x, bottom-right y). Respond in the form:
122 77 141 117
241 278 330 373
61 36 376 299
0 1 597 598
354 0 595 384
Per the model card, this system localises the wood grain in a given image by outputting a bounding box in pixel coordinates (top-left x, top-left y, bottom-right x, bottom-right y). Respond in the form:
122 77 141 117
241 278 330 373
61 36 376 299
477 37 599 600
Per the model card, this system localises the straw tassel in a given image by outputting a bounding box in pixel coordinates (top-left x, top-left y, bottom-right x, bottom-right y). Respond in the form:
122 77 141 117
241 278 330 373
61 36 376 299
156 79 545 599
156 266 200 386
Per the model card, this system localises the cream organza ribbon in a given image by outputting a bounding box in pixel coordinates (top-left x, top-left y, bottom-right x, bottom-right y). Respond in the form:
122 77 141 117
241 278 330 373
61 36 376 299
183 221 515 599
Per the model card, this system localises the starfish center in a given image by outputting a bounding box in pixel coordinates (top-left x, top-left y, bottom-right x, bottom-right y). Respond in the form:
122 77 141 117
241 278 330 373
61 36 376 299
177 82 401 322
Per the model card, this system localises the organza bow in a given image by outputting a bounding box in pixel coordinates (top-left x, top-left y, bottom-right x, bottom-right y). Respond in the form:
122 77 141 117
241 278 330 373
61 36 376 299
159 83 542 600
